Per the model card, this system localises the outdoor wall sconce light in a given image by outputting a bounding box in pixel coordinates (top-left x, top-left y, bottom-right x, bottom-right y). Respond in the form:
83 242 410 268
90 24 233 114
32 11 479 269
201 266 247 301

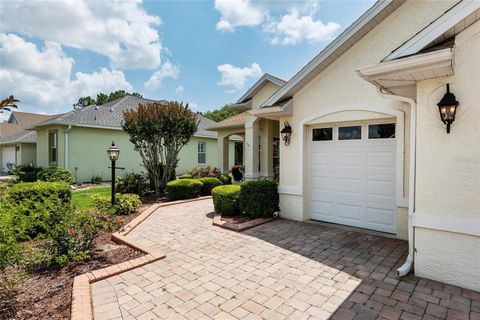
107 141 120 205
281 121 292 146
437 83 459 134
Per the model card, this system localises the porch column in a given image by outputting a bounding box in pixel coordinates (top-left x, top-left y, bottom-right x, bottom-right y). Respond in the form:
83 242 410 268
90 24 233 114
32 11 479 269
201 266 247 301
244 115 259 179
217 133 230 175
260 119 274 179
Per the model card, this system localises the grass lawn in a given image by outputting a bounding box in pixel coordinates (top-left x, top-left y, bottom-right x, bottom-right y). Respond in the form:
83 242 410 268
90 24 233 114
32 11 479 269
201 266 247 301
72 187 111 211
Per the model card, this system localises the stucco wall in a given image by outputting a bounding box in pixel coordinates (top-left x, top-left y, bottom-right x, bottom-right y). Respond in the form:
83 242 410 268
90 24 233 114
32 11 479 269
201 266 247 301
20 143 36 166
252 82 281 110
276 1 455 237
413 21 480 290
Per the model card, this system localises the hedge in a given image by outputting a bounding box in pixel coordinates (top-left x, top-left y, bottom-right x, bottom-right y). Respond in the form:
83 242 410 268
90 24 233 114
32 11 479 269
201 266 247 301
198 177 223 196
92 193 141 215
166 179 203 201
239 180 279 218
178 174 193 179
211 185 241 215
37 167 74 184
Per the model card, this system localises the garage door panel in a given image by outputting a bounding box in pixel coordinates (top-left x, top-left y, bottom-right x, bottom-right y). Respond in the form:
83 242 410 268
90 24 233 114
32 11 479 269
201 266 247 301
366 207 396 233
336 152 363 167
336 203 363 222
336 178 362 194
311 200 335 219
367 179 395 197
367 152 395 168
311 176 335 191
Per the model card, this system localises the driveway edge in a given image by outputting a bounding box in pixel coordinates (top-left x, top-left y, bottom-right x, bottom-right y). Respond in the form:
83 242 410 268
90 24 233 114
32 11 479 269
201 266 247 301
71 196 212 320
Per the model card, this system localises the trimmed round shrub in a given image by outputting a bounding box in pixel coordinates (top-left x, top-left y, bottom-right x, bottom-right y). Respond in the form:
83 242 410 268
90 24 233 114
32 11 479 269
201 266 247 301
198 177 222 196
38 167 74 184
178 173 193 179
219 174 232 185
239 180 279 218
212 185 241 215
92 193 141 215
166 179 203 201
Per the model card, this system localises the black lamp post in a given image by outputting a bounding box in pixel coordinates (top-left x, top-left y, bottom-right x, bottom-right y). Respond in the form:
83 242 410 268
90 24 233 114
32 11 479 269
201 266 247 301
107 141 120 205
437 83 459 134
281 121 292 146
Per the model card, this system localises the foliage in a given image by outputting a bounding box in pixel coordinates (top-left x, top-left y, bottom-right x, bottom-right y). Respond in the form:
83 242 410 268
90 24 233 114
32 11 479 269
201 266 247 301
178 173 193 179
91 175 103 184
116 172 149 195
37 167 74 184
200 104 239 122
92 193 141 215
166 179 203 201
72 187 111 212
11 165 43 182
6 181 72 238
0 95 19 112
0 202 23 271
73 90 143 108
198 177 222 196
211 185 241 215
122 101 198 196
189 166 222 179
239 179 279 218
219 174 232 185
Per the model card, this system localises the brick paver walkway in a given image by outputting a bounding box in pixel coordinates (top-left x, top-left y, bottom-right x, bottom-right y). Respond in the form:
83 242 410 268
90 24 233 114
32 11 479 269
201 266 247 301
92 199 480 320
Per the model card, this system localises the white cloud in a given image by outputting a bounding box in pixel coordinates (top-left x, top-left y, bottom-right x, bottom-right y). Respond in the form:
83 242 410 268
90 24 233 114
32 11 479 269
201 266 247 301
0 0 162 69
175 85 184 94
144 61 180 89
217 63 262 91
215 0 265 32
265 11 340 45
0 33 132 110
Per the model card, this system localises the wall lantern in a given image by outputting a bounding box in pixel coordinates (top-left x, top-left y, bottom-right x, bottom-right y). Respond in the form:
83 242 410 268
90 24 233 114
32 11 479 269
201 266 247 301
107 141 120 205
437 83 459 134
281 121 292 146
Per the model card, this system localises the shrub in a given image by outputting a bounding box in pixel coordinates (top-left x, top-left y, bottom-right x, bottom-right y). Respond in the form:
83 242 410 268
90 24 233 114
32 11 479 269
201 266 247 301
166 179 203 201
92 193 141 215
116 172 149 195
11 165 42 182
189 166 212 178
91 175 103 184
178 173 193 179
219 174 232 185
211 185 241 215
0 202 23 271
198 177 222 196
239 179 279 218
6 181 72 238
38 167 74 184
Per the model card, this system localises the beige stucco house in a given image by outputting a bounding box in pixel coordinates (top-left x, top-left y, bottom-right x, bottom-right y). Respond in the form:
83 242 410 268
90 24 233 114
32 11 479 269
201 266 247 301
213 0 480 291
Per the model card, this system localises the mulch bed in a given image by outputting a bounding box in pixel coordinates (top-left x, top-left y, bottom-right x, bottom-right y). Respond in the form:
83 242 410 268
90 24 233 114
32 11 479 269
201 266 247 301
0 200 160 320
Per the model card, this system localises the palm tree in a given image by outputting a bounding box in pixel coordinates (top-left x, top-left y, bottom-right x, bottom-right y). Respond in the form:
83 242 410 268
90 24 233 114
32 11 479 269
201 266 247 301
0 95 19 112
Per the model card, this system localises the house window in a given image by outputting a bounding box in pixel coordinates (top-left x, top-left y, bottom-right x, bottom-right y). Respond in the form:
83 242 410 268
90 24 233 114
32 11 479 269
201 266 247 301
368 123 396 139
338 126 362 140
198 142 206 165
312 128 333 141
48 130 58 165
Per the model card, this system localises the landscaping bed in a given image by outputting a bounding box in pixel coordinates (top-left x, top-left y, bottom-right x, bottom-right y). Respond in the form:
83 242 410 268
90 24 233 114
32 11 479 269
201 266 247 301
212 214 273 232
0 209 144 320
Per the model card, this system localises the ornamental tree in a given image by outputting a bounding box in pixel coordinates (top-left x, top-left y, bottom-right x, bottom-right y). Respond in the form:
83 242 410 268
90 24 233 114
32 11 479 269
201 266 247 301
122 101 198 196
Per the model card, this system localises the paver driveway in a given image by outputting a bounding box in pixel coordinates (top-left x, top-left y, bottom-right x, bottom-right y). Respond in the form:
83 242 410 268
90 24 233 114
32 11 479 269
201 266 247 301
92 199 480 320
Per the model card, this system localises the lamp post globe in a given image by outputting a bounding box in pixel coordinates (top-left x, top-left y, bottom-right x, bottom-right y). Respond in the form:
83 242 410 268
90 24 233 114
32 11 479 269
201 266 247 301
107 142 119 205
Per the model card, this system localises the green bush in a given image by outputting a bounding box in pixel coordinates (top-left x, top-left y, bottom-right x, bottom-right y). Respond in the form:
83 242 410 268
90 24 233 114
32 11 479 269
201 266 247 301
166 179 203 201
189 166 212 178
219 174 232 185
91 175 103 184
38 167 74 184
11 165 43 182
178 173 193 179
0 201 23 271
198 177 222 196
239 180 279 218
6 181 72 238
116 172 149 195
92 193 141 215
211 185 241 215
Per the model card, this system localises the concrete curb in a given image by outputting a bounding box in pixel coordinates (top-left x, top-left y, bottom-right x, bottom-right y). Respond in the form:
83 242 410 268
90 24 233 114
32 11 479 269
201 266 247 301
70 196 212 320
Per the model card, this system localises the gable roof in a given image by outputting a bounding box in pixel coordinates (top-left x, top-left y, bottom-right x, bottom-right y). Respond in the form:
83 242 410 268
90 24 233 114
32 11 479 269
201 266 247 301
30 96 220 139
0 111 53 144
262 0 405 107
236 73 286 104
9 111 52 126
206 112 247 131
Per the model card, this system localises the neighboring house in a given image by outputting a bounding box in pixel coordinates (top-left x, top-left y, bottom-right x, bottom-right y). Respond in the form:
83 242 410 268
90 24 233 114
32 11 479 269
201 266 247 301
0 111 53 173
29 96 240 183
214 0 480 291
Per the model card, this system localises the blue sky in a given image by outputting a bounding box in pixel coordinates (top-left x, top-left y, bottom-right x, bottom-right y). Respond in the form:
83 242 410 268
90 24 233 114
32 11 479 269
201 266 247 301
0 0 375 116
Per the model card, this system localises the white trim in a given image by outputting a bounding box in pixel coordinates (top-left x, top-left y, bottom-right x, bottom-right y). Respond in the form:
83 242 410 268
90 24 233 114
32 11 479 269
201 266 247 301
385 0 480 61
286 104 407 207
263 0 399 107
413 211 480 237
237 74 286 104
279 186 302 196
249 99 293 119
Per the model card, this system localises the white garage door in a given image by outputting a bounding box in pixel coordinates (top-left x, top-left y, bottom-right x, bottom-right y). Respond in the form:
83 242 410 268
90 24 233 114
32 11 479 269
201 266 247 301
2 146 16 172
310 122 397 233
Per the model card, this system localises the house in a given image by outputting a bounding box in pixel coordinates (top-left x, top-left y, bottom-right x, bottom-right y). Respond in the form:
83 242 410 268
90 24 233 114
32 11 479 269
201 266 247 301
0 111 53 173
30 96 240 183
213 0 480 291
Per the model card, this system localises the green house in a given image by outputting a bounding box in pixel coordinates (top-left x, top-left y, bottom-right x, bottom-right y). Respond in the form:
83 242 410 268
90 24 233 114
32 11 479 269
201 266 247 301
29 96 241 183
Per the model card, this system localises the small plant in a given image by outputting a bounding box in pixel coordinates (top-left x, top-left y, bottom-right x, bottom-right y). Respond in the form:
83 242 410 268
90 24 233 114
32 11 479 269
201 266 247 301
239 179 279 218
116 172 149 195
92 193 141 215
219 174 232 185
198 177 222 196
0 202 23 271
211 185 241 215
11 165 43 182
166 179 203 201
178 173 193 179
38 167 74 184
189 166 212 178
90 175 103 184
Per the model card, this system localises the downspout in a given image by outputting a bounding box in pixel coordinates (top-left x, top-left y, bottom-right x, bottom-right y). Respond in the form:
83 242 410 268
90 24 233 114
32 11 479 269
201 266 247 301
64 125 72 170
376 86 416 277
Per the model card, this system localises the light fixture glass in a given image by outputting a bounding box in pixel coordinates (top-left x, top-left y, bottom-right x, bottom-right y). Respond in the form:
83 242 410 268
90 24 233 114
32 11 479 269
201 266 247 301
107 141 120 161
437 83 459 134
281 121 292 146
